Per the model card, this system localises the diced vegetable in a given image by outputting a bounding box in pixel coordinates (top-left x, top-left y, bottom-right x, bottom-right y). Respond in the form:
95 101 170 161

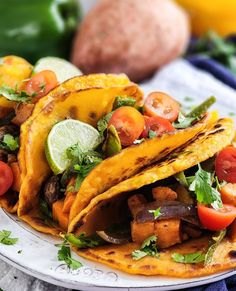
131 221 155 243
141 116 175 138
102 125 122 157
0 161 13 196
144 92 180 122
215 146 236 183
197 203 236 231
128 194 147 217
220 183 236 206
152 186 177 201
108 106 145 146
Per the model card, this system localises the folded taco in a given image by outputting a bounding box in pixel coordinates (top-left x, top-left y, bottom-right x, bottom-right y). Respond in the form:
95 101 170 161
66 116 236 278
17 73 218 237
0 55 80 213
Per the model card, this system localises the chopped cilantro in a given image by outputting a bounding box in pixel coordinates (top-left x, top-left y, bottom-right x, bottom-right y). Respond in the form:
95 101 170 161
57 242 82 270
148 207 161 219
189 164 223 209
172 252 205 264
148 130 157 138
112 96 136 110
0 86 31 103
64 233 103 248
132 235 159 260
97 111 113 135
173 112 196 129
0 230 18 245
0 134 19 151
229 112 236 117
204 230 226 265
17 250 22 254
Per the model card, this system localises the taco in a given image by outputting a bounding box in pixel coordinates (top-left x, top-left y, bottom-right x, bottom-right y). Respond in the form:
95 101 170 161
65 116 236 278
17 75 218 237
0 55 80 213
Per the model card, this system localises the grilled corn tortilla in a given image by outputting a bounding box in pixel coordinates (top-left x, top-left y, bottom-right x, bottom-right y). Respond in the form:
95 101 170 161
17 74 143 235
75 237 236 277
68 118 236 277
69 115 232 234
69 112 218 224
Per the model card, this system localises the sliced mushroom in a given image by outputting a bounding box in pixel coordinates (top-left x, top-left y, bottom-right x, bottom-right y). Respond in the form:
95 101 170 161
43 175 61 207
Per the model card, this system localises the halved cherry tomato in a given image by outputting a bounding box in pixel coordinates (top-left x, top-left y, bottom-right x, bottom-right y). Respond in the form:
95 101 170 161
215 146 236 183
144 92 180 122
141 116 175 138
197 203 236 231
0 161 13 196
25 70 58 101
220 183 236 206
108 106 145 146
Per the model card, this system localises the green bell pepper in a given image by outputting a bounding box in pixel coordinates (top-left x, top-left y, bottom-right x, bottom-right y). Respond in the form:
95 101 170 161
0 0 81 63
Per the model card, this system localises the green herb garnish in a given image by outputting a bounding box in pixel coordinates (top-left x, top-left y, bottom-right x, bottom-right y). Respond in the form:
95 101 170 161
56 241 82 270
172 252 205 264
132 235 159 260
148 130 157 138
97 111 113 136
0 230 18 245
0 134 19 151
148 207 161 219
174 96 216 129
64 233 103 248
189 164 223 209
113 96 136 110
0 86 30 103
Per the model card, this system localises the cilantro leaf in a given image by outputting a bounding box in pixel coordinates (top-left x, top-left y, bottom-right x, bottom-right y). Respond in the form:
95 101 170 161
148 130 157 138
148 207 161 219
173 112 196 129
64 233 103 248
204 230 226 265
189 164 223 208
0 86 31 103
97 111 113 135
172 252 205 264
0 134 19 151
0 230 18 245
57 243 82 270
113 96 136 110
132 235 159 260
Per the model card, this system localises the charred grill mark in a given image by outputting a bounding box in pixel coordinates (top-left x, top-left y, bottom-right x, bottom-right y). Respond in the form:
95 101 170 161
43 101 54 114
136 157 147 165
141 265 152 270
69 106 78 119
60 91 70 101
205 128 225 137
106 251 115 255
107 259 115 264
124 254 131 258
159 147 170 155
214 123 222 129
89 112 97 120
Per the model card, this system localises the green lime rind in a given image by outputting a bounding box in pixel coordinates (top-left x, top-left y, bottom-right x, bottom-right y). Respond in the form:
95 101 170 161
45 119 101 175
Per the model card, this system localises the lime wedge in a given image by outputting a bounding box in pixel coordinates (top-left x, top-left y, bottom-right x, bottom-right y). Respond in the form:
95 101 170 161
45 119 101 174
33 57 82 83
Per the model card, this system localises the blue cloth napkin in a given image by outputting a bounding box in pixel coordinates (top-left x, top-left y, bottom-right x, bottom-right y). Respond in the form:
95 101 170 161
187 55 236 90
186 274 236 291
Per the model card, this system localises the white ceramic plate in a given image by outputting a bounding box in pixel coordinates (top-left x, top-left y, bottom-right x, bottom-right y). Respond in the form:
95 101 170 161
1 66 236 290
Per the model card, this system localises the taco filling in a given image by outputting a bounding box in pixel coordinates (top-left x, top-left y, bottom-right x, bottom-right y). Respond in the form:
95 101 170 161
33 90 217 234
64 116 236 277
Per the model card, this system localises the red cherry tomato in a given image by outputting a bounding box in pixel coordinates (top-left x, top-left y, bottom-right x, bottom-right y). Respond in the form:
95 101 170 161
108 106 145 146
0 161 13 196
144 92 180 122
141 116 175 138
197 203 236 231
25 70 58 101
215 146 236 183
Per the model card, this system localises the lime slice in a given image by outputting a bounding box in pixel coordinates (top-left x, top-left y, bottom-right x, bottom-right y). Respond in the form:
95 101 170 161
33 57 82 83
45 119 101 174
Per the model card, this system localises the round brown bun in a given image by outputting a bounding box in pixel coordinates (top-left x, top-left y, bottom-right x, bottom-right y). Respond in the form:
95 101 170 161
71 0 190 82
